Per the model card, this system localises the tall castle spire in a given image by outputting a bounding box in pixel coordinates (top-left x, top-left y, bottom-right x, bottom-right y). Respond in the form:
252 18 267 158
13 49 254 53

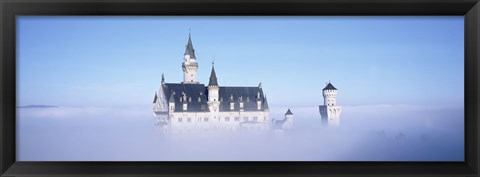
182 31 199 84
184 32 196 59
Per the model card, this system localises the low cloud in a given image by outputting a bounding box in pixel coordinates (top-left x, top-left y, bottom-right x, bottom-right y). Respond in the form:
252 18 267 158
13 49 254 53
17 104 464 161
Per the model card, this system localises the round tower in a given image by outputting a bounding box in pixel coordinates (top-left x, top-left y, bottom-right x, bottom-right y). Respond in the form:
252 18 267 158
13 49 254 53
182 32 199 84
319 81 342 127
323 81 338 106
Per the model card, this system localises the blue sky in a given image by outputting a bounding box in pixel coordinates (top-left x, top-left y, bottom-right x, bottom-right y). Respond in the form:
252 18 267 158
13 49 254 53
17 16 464 107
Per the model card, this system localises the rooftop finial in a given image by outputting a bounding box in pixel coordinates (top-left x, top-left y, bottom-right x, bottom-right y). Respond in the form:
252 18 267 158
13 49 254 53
189 28 191 37
161 73 165 84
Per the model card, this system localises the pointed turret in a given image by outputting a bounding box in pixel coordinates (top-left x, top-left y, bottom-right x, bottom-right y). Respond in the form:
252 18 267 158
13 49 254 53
207 62 220 112
184 33 196 59
208 62 218 86
285 109 293 115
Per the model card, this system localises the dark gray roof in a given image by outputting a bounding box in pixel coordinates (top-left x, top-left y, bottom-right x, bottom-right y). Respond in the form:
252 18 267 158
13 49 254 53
153 93 158 103
164 83 209 112
184 34 196 59
263 95 269 110
208 65 218 86
323 82 337 90
285 109 293 115
218 86 267 112
160 83 268 112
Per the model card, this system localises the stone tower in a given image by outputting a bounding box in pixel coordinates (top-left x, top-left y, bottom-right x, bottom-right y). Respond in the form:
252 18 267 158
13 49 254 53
319 81 342 127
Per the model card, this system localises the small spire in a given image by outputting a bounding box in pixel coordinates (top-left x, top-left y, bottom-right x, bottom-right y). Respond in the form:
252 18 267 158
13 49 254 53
161 73 165 84
208 61 218 86
258 82 262 88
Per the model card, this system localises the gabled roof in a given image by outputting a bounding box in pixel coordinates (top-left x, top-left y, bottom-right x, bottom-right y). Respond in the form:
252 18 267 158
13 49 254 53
323 82 337 90
184 34 196 59
285 109 293 115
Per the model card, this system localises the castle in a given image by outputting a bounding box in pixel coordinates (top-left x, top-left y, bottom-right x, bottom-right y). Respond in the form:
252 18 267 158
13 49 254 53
152 33 342 132
152 34 271 133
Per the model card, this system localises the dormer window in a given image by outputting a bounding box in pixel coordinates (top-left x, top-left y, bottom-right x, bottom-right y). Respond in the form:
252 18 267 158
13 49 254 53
198 97 201 102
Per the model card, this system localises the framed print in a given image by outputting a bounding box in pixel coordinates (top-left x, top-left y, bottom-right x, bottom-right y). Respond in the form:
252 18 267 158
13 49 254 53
1 0 479 176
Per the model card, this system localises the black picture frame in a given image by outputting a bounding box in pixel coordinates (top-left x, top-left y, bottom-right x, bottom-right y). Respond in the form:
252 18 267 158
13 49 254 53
1 0 479 176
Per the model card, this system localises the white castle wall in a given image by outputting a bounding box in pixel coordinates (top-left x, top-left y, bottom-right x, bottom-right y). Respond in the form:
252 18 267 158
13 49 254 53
167 110 270 133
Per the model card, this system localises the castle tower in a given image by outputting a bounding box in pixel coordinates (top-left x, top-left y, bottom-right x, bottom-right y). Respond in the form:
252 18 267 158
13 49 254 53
207 62 220 112
182 32 199 84
319 81 342 127
281 109 294 129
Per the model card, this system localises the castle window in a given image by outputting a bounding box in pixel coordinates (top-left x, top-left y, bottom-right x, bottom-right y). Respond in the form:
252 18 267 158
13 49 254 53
243 117 248 121
198 97 201 102
189 97 192 102
178 118 183 122
225 117 230 122
187 118 191 122
204 117 209 122
234 117 239 121
179 97 182 102
246 97 250 102
264 117 266 121
201 105 206 110
197 117 202 122
253 116 258 121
